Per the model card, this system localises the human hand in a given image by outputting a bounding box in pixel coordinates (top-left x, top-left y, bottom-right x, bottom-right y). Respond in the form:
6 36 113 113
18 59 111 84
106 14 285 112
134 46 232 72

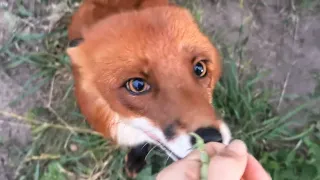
156 140 271 180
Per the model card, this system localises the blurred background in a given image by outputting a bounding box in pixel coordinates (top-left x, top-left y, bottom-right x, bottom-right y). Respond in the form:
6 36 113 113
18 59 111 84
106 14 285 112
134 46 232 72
0 0 319 179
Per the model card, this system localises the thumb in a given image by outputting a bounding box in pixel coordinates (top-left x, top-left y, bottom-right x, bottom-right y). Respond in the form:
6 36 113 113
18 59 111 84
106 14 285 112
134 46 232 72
208 140 248 180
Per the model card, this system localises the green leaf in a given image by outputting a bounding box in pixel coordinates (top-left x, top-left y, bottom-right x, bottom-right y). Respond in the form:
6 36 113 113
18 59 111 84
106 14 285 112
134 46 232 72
300 164 317 180
41 162 67 180
136 166 155 180
285 151 296 166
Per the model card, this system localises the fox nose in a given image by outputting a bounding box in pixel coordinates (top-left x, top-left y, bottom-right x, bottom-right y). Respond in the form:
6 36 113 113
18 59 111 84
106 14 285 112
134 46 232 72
191 127 222 145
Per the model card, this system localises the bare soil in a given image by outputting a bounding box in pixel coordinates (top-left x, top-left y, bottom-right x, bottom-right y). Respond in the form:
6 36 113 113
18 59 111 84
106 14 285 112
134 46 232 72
0 0 319 179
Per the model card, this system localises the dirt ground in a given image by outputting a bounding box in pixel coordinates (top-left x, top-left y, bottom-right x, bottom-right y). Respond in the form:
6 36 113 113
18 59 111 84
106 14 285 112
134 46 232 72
0 0 319 179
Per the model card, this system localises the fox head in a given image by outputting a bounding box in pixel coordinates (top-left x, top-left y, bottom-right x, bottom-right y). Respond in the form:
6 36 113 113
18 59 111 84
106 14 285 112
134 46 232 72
67 5 231 160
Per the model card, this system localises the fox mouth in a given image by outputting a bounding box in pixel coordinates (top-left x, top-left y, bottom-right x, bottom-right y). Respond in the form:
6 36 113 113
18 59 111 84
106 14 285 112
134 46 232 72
142 130 183 160
138 123 231 161
116 117 231 161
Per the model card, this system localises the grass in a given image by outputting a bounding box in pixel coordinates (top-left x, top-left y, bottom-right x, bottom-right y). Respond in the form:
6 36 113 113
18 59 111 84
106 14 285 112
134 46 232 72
1 0 320 180
214 46 320 180
297 0 320 11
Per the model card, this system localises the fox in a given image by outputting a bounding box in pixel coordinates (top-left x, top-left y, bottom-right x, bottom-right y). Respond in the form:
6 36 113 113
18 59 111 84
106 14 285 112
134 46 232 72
66 0 232 177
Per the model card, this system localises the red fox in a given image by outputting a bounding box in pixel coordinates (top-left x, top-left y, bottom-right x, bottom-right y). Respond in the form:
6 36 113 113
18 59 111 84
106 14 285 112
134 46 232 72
67 0 232 177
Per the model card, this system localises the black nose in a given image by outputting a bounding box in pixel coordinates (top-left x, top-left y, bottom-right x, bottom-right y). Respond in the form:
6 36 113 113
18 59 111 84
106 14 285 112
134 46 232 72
191 127 222 145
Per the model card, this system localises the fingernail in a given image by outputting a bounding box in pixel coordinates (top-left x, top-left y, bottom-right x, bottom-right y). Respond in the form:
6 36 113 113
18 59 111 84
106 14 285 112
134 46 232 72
226 139 247 156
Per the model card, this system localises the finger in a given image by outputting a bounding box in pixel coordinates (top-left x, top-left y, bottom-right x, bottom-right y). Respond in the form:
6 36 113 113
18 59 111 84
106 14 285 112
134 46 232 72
184 142 226 161
157 142 226 180
242 154 271 180
156 159 200 180
208 140 248 180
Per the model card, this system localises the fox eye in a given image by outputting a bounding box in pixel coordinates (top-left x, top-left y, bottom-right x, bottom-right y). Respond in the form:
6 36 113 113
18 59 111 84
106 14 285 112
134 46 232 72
125 78 151 95
193 60 207 77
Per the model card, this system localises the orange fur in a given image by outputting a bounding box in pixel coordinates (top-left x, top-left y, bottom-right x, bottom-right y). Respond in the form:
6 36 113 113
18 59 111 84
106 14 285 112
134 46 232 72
68 0 169 40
